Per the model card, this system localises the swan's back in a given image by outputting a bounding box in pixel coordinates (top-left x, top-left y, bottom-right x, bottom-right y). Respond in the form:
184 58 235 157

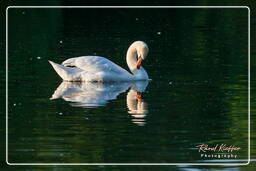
62 56 129 74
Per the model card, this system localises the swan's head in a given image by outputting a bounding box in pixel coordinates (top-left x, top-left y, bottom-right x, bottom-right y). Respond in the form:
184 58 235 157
134 41 149 69
126 41 149 74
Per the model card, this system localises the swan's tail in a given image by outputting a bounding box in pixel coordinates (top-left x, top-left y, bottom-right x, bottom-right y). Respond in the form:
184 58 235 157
49 60 81 81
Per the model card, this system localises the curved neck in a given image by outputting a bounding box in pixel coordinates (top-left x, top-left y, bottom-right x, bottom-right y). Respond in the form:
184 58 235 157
126 45 138 74
126 44 149 80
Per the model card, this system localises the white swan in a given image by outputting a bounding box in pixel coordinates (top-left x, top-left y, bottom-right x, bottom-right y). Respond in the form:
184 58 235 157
49 41 149 82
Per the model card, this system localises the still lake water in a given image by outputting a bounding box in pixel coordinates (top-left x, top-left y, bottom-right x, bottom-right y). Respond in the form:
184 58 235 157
7 8 250 165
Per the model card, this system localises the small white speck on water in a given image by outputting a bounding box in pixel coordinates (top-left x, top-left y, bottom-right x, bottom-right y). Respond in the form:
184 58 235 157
85 117 89 120
36 56 41 59
13 103 16 106
22 11 26 15
59 112 63 115
93 52 97 55
30 58 32 60
169 81 172 85
157 31 162 35
135 18 139 21
59 40 63 44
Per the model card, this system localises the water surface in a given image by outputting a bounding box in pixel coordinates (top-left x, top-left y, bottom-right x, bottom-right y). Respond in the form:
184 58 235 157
7 8 249 164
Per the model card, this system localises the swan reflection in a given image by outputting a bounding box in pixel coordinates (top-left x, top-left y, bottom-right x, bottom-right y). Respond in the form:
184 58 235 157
51 81 149 126
126 83 148 126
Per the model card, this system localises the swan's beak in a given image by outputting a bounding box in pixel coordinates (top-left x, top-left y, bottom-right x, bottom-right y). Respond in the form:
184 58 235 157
136 57 142 69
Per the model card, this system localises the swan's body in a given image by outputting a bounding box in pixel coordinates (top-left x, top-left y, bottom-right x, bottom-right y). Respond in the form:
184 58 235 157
49 41 149 82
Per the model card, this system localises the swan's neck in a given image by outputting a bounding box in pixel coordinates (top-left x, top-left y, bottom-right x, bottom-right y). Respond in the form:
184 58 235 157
126 46 149 80
126 46 138 74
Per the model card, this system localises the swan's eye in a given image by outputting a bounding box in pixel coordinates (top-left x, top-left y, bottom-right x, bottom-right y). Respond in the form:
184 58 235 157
137 55 142 60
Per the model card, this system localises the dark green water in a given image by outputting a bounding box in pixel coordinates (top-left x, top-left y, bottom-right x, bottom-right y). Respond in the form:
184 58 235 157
7 7 249 165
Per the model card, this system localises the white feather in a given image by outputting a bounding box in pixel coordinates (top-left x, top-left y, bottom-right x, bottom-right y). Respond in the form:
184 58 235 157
49 41 149 82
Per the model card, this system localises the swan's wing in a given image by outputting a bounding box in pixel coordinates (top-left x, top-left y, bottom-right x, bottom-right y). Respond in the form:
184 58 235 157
62 56 130 74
